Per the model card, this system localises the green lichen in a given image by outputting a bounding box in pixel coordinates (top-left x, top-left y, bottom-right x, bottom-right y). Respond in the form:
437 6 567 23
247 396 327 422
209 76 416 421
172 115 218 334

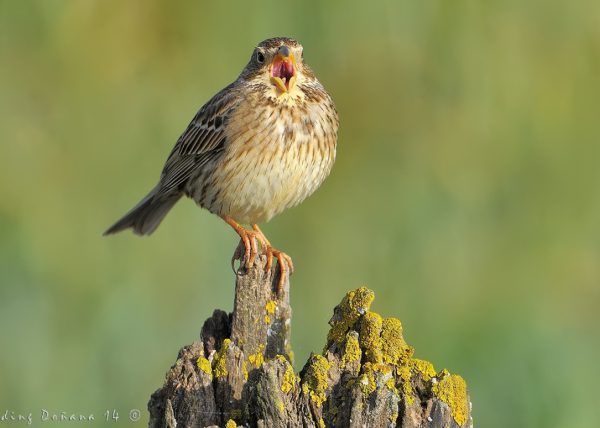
412 358 436 382
196 356 212 377
213 339 232 379
225 419 237 428
329 405 339 418
301 354 331 407
359 311 383 363
341 331 362 369
381 317 412 365
432 373 469 427
327 287 375 345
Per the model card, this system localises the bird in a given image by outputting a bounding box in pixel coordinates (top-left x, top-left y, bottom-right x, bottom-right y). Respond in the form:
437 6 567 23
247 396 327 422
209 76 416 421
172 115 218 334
104 37 339 289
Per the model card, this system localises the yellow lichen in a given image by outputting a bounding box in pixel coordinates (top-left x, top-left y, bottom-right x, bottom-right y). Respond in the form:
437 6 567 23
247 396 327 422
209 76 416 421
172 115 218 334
327 287 375 345
276 399 284 414
358 362 393 396
242 360 249 381
432 373 469 426
213 339 232 379
301 354 331 407
358 366 376 395
319 418 325 428
264 300 277 322
196 356 212 377
359 311 383 363
381 317 412 365
225 419 237 428
247 344 265 369
341 331 362 369
412 358 437 382
265 300 277 314
398 364 414 404
385 377 398 394
321 288 469 426
279 357 297 394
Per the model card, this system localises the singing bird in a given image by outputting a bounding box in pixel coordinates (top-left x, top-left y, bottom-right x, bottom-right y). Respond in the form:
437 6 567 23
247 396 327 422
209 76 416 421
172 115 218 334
104 37 339 287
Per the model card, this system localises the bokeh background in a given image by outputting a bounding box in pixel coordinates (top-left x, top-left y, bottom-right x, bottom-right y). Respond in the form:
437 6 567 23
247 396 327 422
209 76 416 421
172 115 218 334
1 1 599 427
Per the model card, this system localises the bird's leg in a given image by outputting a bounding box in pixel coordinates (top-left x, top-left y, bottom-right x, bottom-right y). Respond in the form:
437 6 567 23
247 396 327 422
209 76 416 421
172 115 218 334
252 224 294 291
222 215 261 269
222 217 294 291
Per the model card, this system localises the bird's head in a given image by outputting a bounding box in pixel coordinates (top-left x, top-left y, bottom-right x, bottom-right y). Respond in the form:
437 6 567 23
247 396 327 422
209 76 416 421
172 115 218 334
240 37 316 98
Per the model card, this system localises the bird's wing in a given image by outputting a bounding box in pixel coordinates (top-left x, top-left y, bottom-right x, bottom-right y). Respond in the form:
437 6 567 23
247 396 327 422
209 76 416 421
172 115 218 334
158 83 239 194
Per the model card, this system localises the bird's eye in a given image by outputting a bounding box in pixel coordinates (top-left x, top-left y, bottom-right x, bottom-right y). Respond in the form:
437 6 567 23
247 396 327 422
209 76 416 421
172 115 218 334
256 51 265 64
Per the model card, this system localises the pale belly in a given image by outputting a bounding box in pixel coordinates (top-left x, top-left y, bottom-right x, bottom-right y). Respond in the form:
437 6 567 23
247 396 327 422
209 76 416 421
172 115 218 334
188 101 337 224
191 139 333 224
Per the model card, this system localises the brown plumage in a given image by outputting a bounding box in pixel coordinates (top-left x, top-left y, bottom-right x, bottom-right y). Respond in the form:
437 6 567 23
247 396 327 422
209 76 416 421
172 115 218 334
104 37 339 287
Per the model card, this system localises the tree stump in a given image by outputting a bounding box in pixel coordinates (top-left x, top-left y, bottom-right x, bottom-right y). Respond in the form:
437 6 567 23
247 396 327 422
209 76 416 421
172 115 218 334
148 250 473 428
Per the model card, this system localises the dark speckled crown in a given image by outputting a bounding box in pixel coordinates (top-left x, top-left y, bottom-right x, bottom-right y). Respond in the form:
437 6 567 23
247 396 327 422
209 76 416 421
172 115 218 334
257 37 301 49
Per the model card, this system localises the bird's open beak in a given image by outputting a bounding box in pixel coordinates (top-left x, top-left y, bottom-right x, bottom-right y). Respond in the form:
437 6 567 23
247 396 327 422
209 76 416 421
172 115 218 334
270 46 296 93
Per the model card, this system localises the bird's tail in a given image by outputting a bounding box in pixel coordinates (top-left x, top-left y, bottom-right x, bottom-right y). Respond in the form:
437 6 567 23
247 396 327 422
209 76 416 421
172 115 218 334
103 186 182 236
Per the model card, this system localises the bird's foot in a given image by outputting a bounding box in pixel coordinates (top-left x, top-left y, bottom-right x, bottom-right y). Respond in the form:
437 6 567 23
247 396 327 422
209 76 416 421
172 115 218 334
223 216 294 292
253 224 294 292
270 247 294 292
229 226 269 270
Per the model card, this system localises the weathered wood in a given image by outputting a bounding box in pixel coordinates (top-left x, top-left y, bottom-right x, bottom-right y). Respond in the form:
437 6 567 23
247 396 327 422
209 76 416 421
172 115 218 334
230 254 292 359
148 248 473 428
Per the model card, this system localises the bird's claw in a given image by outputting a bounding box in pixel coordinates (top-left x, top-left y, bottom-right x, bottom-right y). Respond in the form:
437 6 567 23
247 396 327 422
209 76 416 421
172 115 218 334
224 217 294 292
252 226 293 289
231 229 266 271
239 232 294 292
270 247 294 292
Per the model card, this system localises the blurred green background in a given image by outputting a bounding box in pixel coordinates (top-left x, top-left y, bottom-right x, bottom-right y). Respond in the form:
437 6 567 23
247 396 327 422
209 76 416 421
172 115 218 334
1 1 599 427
